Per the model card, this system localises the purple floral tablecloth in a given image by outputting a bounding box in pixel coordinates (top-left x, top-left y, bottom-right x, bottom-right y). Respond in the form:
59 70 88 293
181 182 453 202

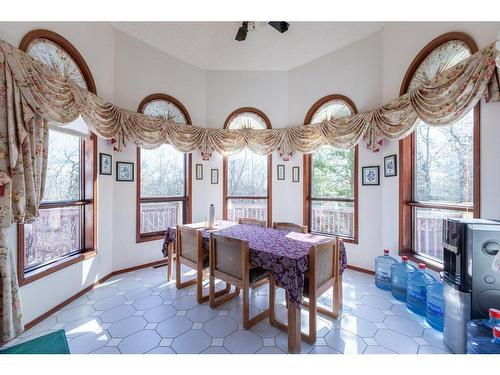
162 222 347 305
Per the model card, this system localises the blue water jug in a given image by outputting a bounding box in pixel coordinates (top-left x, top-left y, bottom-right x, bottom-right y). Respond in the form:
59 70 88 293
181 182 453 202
375 249 397 290
426 280 444 331
467 308 500 340
391 255 416 302
467 327 500 354
406 263 435 316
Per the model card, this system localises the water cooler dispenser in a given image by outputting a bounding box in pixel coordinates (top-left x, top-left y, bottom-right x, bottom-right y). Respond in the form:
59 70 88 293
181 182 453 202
443 218 500 353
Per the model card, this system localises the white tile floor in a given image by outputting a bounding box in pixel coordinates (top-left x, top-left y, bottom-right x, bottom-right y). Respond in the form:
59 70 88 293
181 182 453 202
3 265 451 354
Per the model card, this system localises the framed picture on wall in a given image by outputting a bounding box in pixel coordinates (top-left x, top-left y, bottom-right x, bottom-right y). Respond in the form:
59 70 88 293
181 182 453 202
384 154 397 177
116 162 134 182
277 165 285 180
292 166 300 182
195 164 203 180
362 166 380 186
99 153 112 175
211 169 219 184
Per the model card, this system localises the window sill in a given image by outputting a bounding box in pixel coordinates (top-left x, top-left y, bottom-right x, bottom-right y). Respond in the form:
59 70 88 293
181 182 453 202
136 232 166 243
310 231 358 245
19 250 97 287
400 251 443 272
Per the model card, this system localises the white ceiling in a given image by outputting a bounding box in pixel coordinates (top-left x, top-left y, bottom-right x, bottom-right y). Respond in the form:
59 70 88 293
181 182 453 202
111 22 385 71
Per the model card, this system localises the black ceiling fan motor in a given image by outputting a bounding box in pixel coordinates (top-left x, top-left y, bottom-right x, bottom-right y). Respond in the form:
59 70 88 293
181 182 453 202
235 21 290 41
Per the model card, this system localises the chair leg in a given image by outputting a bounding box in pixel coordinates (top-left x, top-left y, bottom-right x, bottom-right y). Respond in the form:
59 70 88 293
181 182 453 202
243 283 270 330
175 260 197 290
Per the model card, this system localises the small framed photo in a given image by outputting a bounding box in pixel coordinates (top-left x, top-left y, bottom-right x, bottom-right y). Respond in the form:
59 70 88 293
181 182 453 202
277 165 285 180
292 166 300 182
195 164 203 180
362 166 380 186
99 153 112 175
211 169 219 184
384 154 397 177
116 162 134 182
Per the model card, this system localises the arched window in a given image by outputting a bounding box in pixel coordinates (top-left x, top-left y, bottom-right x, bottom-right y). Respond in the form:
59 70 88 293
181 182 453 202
399 32 479 267
223 108 272 226
18 30 97 285
303 95 358 242
136 94 192 242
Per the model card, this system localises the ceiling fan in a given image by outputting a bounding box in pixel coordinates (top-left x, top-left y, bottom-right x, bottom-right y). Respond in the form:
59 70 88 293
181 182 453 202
235 22 290 41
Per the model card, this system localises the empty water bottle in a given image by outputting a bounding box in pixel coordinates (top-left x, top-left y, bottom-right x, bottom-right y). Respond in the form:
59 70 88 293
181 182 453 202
407 263 435 316
375 249 397 290
467 327 500 354
426 280 444 331
391 256 416 302
467 308 500 340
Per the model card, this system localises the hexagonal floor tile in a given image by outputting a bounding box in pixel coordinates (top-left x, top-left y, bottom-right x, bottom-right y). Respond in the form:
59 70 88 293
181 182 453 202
62 295 90 310
118 330 161 353
383 315 424 337
87 286 118 301
250 319 281 338
133 295 164 310
275 332 313 354
156 316 192 337
159 287 188 301
68 331 111 354
203 346 231 354
203 316 238 338
108 316 147 337
57 305 94 323
228 304 260 323
19 316 58 339
309 346 342 354
143 304 176 323
361 295 392 311
339 314 378 338
171 330 211 354
374 329 419 354
92 346 121 354
349 304 386 322
418 345 451 354
100 305 136 323
324 329 367 354
256 346 286 354
93 295 127 311
124 288 153 301
363 345 396 354
63 316 104 338
172 295 198 310
148 346 176 354
224 330 263 354
115 279 146 292
390 303 426 323
186 304 217 323
422 328 448 350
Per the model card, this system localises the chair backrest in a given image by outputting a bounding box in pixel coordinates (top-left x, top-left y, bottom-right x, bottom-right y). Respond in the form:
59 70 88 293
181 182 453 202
177 225 202 263
210 233 248 281
238 217 267 227
310 238 338 289
273 222 307 234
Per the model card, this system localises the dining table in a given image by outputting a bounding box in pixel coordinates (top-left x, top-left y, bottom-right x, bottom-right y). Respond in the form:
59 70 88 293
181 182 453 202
161 220 347 353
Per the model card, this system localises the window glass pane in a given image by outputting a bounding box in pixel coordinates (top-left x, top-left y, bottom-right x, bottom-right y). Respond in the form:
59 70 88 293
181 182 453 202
141 144 185 197
311 146 354 199
142 99 187 124
227 199 267 223
310 201 355 238
24 206 82 271
43 129 81 202
228 150 267 196
309 99 353 124
415 111 474 204
140 201 183 234
27 38 88 89
226 112 267 130
414 207 472 261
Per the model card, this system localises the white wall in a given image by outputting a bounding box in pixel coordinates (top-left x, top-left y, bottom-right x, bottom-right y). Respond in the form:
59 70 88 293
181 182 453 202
3 22 500 325
379 22 500 255
111 30 207 271
0 22 116 325
289 32 384 270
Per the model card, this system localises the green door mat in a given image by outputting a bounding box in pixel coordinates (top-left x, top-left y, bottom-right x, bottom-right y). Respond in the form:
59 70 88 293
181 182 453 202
0 329 70 354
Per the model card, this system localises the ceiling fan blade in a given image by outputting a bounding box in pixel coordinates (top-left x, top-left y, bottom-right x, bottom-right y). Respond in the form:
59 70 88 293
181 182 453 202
268 22 290 33
235 21 248 41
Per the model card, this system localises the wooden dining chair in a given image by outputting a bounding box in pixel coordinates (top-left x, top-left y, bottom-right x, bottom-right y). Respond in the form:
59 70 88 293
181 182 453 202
209 233 270 329
175 225 230 303
269 237 342 344
273 222 308 234
238 217 267 227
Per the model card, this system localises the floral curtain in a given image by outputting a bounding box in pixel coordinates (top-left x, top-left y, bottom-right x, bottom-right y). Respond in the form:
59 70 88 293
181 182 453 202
1 38 498 162
0 47 49 344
